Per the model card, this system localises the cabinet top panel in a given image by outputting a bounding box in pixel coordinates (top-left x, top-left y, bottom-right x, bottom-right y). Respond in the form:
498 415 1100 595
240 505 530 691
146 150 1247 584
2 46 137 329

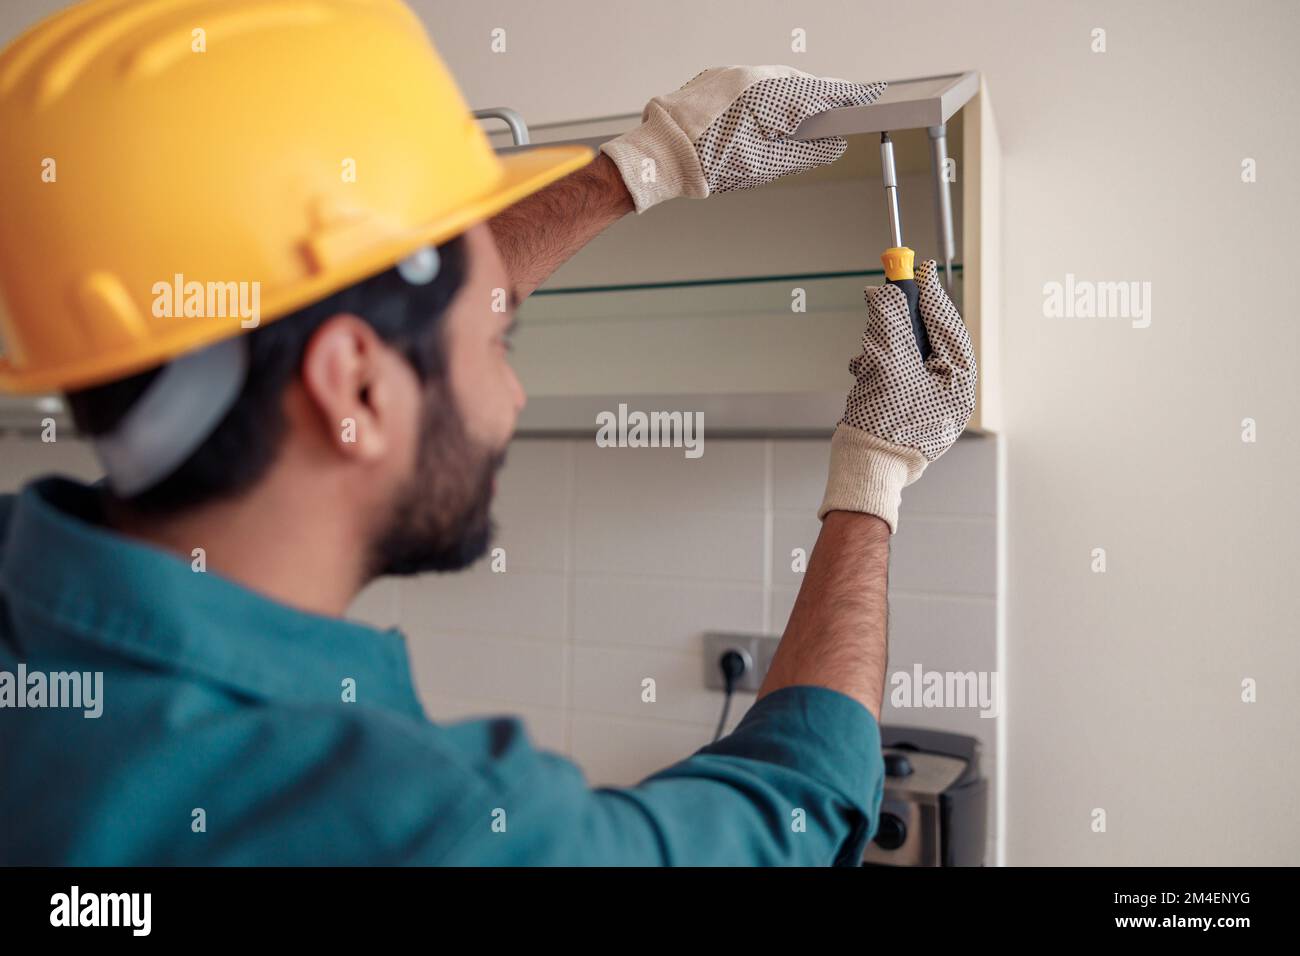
792 71 980 139
485 71 981 152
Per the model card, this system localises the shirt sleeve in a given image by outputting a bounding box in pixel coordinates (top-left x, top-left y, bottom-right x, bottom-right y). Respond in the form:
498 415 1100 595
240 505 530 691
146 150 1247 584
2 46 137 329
435 684 885 866
122 685 881 865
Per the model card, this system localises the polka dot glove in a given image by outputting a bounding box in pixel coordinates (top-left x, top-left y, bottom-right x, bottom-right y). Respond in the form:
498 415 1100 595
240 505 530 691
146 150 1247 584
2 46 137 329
599 66 886 213
818 259 978 533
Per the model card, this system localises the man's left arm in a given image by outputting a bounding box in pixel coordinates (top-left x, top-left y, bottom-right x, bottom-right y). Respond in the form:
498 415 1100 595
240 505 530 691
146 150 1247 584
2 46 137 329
487 153 633 301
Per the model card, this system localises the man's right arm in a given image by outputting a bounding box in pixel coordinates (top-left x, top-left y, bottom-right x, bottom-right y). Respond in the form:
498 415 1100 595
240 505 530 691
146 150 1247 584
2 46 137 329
758 511 891 720
761 259 979 722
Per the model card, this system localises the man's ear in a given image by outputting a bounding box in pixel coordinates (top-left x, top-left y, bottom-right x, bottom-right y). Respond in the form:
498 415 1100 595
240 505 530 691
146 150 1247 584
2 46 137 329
297 313 417 462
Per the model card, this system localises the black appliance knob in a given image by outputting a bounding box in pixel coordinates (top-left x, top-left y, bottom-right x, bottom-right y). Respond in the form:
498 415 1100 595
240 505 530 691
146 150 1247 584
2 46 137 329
874 812 907 850
883 752 914 777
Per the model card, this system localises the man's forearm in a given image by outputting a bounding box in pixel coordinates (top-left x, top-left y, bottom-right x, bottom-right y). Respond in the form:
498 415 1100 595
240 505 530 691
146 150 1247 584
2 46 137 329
757 511 890 721
487 153 634 301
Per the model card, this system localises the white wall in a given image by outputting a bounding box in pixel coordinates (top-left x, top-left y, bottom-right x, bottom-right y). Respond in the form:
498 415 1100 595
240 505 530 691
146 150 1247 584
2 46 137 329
3 0 1297 865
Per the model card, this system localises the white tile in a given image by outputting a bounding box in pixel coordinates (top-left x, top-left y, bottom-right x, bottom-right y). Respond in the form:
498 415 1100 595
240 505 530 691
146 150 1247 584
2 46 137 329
770 439 831 512
398 569 567 642
902 435 997 516
891 516 996 596
887 593 996 672
573 576 763 650
769 587 800 632
476 439 571 572
497 438 571 512
573 439 766 513
571 644 755 726
570 713 720 787
573 507 765 582
489 494 568 572
406 632 566 709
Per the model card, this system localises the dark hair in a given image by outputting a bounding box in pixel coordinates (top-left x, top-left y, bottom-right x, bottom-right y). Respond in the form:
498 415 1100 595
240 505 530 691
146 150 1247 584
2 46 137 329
66 234 469 514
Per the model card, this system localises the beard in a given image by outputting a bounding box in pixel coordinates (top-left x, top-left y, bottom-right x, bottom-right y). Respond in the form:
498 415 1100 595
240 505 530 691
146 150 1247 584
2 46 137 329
366 377 506 578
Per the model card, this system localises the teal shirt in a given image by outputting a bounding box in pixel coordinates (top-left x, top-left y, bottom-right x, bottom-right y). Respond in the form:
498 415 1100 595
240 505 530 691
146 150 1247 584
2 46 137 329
0 477 884 865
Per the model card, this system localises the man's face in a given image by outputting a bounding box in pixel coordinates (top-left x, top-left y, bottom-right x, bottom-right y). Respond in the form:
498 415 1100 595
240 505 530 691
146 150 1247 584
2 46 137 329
367 223 526 577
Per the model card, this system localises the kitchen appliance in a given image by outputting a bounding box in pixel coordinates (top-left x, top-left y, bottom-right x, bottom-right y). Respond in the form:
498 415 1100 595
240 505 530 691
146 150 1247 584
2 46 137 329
862 726 988 867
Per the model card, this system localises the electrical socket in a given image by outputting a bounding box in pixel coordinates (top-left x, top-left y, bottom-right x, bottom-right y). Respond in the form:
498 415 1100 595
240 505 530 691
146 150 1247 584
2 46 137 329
703 632 781 693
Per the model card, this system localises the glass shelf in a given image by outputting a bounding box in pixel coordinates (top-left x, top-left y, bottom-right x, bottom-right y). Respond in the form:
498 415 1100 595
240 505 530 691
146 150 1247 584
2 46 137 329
514 267 964 402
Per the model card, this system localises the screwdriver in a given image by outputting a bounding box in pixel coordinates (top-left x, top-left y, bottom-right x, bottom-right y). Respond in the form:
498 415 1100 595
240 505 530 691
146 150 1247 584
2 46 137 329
879 131 931 361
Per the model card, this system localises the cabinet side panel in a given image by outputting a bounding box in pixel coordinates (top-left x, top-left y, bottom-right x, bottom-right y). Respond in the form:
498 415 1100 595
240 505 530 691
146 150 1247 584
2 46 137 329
963 77 1001 433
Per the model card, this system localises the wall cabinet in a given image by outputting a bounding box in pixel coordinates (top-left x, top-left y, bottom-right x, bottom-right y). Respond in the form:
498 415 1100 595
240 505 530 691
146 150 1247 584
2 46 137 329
485 71 1000 436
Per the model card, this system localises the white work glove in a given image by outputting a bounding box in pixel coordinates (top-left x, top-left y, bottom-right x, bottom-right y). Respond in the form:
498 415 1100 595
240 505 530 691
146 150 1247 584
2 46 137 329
599 65 886 213
819 259 978 533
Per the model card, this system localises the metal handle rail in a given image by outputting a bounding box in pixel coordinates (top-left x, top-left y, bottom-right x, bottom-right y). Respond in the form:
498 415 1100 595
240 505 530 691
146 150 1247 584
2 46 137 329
472 107 530 146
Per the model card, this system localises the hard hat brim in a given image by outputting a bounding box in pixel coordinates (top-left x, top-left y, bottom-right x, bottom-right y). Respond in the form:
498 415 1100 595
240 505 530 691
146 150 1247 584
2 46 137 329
0 144 596 395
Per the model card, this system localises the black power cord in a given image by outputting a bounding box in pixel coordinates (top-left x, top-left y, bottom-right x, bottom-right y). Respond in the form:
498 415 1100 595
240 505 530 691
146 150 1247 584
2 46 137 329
712 650 749 743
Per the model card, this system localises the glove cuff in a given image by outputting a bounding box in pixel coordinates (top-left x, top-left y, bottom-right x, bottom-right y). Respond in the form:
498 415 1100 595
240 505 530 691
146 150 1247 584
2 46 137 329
598 101 707 213
818 424 928 533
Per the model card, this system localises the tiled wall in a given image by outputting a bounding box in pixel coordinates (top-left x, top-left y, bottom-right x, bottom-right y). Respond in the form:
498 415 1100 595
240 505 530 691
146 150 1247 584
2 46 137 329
349 433 1001 860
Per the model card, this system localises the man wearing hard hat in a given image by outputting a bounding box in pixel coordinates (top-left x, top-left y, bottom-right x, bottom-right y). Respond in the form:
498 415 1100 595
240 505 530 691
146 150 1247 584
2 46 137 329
0 0 975 865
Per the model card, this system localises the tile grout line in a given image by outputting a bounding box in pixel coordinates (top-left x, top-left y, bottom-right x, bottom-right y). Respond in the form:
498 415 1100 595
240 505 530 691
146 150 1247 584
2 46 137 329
562 438 577 756
994 433 1008 867
762 439 773 635
433 691 756 736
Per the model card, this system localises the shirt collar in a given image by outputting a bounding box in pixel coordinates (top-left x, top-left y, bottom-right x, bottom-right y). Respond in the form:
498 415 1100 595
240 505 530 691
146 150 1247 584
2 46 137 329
0 476 426 720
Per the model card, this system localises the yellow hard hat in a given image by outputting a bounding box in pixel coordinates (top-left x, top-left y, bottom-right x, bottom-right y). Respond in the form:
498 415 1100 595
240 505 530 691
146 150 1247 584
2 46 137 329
0 0 592 394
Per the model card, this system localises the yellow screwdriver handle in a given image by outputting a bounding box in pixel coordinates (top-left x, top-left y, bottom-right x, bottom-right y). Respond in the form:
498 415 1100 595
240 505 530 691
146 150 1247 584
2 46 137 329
880 246 931 359
881 246 914 282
